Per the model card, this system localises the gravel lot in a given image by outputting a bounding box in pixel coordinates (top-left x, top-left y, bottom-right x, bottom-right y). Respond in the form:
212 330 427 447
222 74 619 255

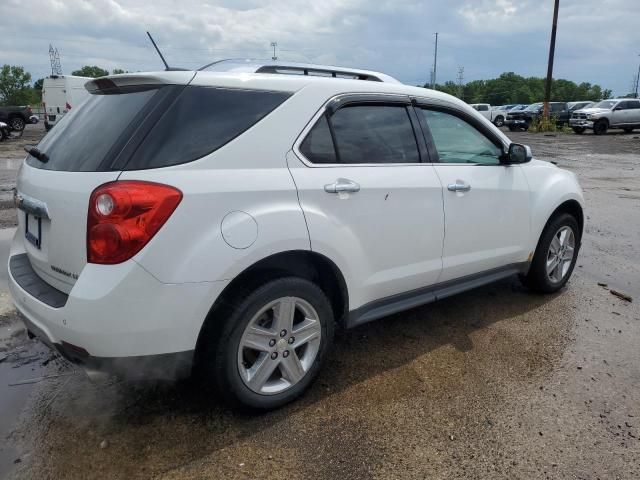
0 125 639 479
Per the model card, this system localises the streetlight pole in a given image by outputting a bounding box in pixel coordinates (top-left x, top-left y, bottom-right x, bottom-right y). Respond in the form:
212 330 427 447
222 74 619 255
543 0 560 119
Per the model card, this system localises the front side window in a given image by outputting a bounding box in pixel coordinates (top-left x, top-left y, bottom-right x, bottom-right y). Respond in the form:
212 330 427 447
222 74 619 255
420 109 503 165
550 103 565 112
300 104 420 164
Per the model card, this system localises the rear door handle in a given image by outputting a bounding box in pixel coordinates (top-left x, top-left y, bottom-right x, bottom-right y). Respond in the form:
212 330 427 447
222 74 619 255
447 181 471 193
324 178 361 194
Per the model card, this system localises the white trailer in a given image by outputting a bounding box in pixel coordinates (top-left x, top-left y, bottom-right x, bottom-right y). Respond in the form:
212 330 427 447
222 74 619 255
42 75 91 130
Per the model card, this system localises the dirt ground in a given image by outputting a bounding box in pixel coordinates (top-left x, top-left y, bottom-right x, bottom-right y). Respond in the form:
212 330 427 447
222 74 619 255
0 125 639 479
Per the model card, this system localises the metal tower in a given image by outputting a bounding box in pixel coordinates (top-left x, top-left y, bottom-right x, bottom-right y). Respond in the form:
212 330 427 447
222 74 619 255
49 44 62 75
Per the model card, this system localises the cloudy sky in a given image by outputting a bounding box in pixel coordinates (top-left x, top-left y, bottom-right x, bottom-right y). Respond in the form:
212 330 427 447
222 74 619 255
2 0 639 95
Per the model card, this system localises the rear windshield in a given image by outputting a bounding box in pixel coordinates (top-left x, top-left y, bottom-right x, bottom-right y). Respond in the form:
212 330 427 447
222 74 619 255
28 87 159 171
28 85 291 172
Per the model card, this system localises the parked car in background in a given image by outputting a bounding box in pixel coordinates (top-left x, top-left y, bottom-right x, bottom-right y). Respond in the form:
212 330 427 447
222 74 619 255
570 98 640 135
9 61 584 410
0 121 9 141
42 75 91 130
505 102 570 131
0 105 33 131
470 103 506 127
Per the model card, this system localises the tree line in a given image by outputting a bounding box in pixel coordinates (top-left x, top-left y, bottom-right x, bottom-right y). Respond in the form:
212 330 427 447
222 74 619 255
426 72 614 104
0 65 128 106
0 64 619 107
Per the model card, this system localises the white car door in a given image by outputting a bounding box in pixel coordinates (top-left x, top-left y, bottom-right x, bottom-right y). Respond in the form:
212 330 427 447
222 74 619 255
622 99 640 125
611 101 629 126
288 95 444 312
414 104 531 282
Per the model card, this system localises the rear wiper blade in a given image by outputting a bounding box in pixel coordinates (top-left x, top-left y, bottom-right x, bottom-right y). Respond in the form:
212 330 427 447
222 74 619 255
24 146 49 163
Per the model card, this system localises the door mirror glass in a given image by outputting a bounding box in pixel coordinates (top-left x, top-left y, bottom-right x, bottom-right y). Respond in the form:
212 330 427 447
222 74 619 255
508 143 532 164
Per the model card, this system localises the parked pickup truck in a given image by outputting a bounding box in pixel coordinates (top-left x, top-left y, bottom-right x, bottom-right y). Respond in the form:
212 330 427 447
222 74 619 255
570 98 640 135
0 105 32 131
505 102 570 131
470 103 507 127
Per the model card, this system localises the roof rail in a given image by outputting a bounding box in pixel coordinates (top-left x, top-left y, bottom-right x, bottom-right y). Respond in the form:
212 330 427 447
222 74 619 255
254 65 382 82
197 59 400 83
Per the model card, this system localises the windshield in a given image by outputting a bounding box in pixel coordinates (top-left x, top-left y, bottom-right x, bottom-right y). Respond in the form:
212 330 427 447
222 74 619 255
524 103 542 112
592 100 617 109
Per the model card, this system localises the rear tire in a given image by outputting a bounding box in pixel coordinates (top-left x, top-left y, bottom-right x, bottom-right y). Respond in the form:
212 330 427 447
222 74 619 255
521 213 580 293
494 116 505 127
201 277 334 410
593 120 608 135
572 127 585 134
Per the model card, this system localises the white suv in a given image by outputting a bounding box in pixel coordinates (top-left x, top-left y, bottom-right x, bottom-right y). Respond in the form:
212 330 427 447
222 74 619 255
9 61 584 410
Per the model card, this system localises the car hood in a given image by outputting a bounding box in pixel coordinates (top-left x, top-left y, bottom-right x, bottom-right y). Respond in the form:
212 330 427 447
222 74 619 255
575 107 610 115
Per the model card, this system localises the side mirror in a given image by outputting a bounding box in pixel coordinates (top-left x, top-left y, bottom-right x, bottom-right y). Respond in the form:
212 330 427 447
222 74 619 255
613 106 623 111
507 143 532 164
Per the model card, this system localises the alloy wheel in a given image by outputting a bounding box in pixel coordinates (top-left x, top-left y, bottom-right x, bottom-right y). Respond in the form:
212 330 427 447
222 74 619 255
546 226 575 283
237 296 322 395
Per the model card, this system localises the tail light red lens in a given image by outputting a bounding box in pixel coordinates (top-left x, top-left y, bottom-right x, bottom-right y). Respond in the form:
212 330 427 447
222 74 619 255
87 181 182 264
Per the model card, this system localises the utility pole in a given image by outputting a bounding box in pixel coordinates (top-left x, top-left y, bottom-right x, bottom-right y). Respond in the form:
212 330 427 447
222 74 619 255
543 0 560 118
431 32 439 89
271 42 278 61
635 54 640 98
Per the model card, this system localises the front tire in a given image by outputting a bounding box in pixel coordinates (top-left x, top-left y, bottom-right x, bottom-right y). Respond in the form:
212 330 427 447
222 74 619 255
9 117 25 131
593 120 608 135
494 116 505 127
203 277 334 410
521 213 580 293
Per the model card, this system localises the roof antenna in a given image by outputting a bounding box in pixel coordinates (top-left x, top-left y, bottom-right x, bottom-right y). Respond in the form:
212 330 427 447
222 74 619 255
146 31 170 70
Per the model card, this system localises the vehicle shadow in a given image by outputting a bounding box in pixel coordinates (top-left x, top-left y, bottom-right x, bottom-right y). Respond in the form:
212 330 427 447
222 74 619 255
30 276 571 479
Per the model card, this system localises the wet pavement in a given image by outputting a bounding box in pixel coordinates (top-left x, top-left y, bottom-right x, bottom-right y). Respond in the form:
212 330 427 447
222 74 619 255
0 127 639 479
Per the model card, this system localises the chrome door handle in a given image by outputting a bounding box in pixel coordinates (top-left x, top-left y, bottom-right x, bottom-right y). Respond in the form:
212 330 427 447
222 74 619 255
324 178 361 194
447 181 471 193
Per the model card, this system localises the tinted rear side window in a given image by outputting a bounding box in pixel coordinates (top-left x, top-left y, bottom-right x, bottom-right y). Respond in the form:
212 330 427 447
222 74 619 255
125 87 291 170
299 115 337 164
330 105 420 164
28 87 159 171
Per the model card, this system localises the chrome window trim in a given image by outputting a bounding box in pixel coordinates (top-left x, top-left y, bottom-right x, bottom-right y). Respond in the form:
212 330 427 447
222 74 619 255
292 92 432 168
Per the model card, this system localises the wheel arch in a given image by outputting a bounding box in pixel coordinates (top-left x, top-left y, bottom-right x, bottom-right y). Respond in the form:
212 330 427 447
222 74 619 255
533 199 584 257
194 250 349 358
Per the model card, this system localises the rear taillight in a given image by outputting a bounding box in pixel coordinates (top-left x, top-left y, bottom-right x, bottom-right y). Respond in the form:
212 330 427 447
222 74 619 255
87 181 182 264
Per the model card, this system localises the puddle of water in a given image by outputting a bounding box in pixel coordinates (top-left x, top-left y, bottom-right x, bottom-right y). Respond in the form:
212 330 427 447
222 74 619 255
0 321 49 478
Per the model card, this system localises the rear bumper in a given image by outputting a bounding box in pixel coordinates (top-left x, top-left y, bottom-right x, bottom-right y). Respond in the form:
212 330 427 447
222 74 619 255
8 231 228 379
18 309 194 380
